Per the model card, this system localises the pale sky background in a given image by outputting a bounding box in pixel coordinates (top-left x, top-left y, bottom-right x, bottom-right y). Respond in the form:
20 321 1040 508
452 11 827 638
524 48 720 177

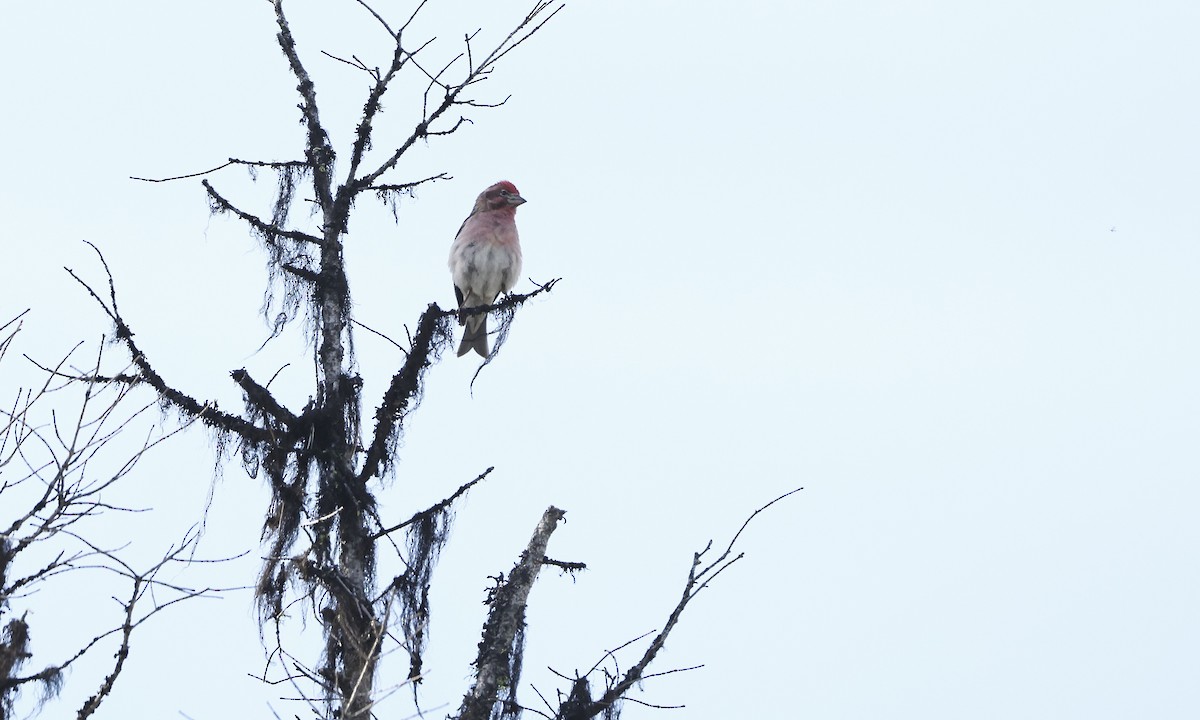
3 1 1200 718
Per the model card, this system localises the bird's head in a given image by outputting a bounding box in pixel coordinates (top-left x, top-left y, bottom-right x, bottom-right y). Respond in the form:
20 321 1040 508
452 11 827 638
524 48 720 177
478 181 527 212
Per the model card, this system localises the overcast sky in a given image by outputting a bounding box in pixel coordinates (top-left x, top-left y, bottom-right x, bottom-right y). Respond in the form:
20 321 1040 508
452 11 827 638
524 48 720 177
4 1 1200 718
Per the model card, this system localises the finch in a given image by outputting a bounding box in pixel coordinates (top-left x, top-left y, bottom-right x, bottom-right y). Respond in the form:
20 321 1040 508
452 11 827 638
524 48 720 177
447 181 526 358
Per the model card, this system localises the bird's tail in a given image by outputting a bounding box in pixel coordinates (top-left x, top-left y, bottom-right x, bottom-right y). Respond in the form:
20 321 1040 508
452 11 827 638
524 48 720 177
457 314 489 358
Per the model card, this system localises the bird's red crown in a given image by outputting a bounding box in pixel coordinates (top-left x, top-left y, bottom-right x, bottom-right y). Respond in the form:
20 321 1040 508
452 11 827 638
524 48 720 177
480 181 526 212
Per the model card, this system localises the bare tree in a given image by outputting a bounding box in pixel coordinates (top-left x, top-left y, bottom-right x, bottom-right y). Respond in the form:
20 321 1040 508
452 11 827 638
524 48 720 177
52 2 801 718
0 312 221 719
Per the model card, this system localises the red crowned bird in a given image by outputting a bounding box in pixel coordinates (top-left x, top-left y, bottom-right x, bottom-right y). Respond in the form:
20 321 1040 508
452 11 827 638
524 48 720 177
448 181 526 357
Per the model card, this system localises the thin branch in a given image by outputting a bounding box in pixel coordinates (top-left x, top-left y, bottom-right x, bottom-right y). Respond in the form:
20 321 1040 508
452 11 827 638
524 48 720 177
366 172 451 195
531 684 556 718
370 467 493 540
63 244 271 443
575 488 804 719
349 318 408 355
487 2 566 69
203 180 322 246
130 160 237 183
641 664 703 681
1 526 226 718
354 0 396 40
696 487 805 585
584 632 654 677
21 352 140 387
0 308 30 337
401 0 432 34
273 0 335 211
130 158 308 183
353 1 564 191
340 27 418 199
320 50 381 81
459 96 512 109
622 696 685 711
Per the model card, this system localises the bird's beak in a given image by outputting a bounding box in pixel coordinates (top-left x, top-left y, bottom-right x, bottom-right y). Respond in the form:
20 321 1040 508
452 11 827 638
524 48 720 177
508 193 527 206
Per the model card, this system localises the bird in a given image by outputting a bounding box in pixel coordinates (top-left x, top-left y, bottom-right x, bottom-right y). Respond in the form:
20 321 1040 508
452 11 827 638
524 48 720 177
448 181 526 357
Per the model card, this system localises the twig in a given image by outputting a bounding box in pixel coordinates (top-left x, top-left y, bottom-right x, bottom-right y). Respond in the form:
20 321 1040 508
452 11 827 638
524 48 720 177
350 318 409 355
366 172 452 195
355 2 563 191
321 50 381 80
355 0 396 39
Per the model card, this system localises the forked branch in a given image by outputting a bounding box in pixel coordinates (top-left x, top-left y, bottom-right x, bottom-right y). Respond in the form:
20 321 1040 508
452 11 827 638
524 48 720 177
556 488 804 719
1 327 230 718
353 1 565 192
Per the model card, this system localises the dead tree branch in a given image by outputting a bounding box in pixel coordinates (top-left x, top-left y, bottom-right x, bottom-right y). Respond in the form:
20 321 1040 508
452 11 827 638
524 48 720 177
371 467 493 541
203 180 322 246
273 0 336 212
62 244 272 445
456 506 567 720
130 158 308 183
553 488 805 720
352 1 564 197
115 3 566 717
0 324 227 718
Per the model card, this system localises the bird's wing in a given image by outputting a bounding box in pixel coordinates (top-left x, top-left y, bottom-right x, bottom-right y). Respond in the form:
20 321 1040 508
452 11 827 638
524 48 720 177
454 209 478 240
